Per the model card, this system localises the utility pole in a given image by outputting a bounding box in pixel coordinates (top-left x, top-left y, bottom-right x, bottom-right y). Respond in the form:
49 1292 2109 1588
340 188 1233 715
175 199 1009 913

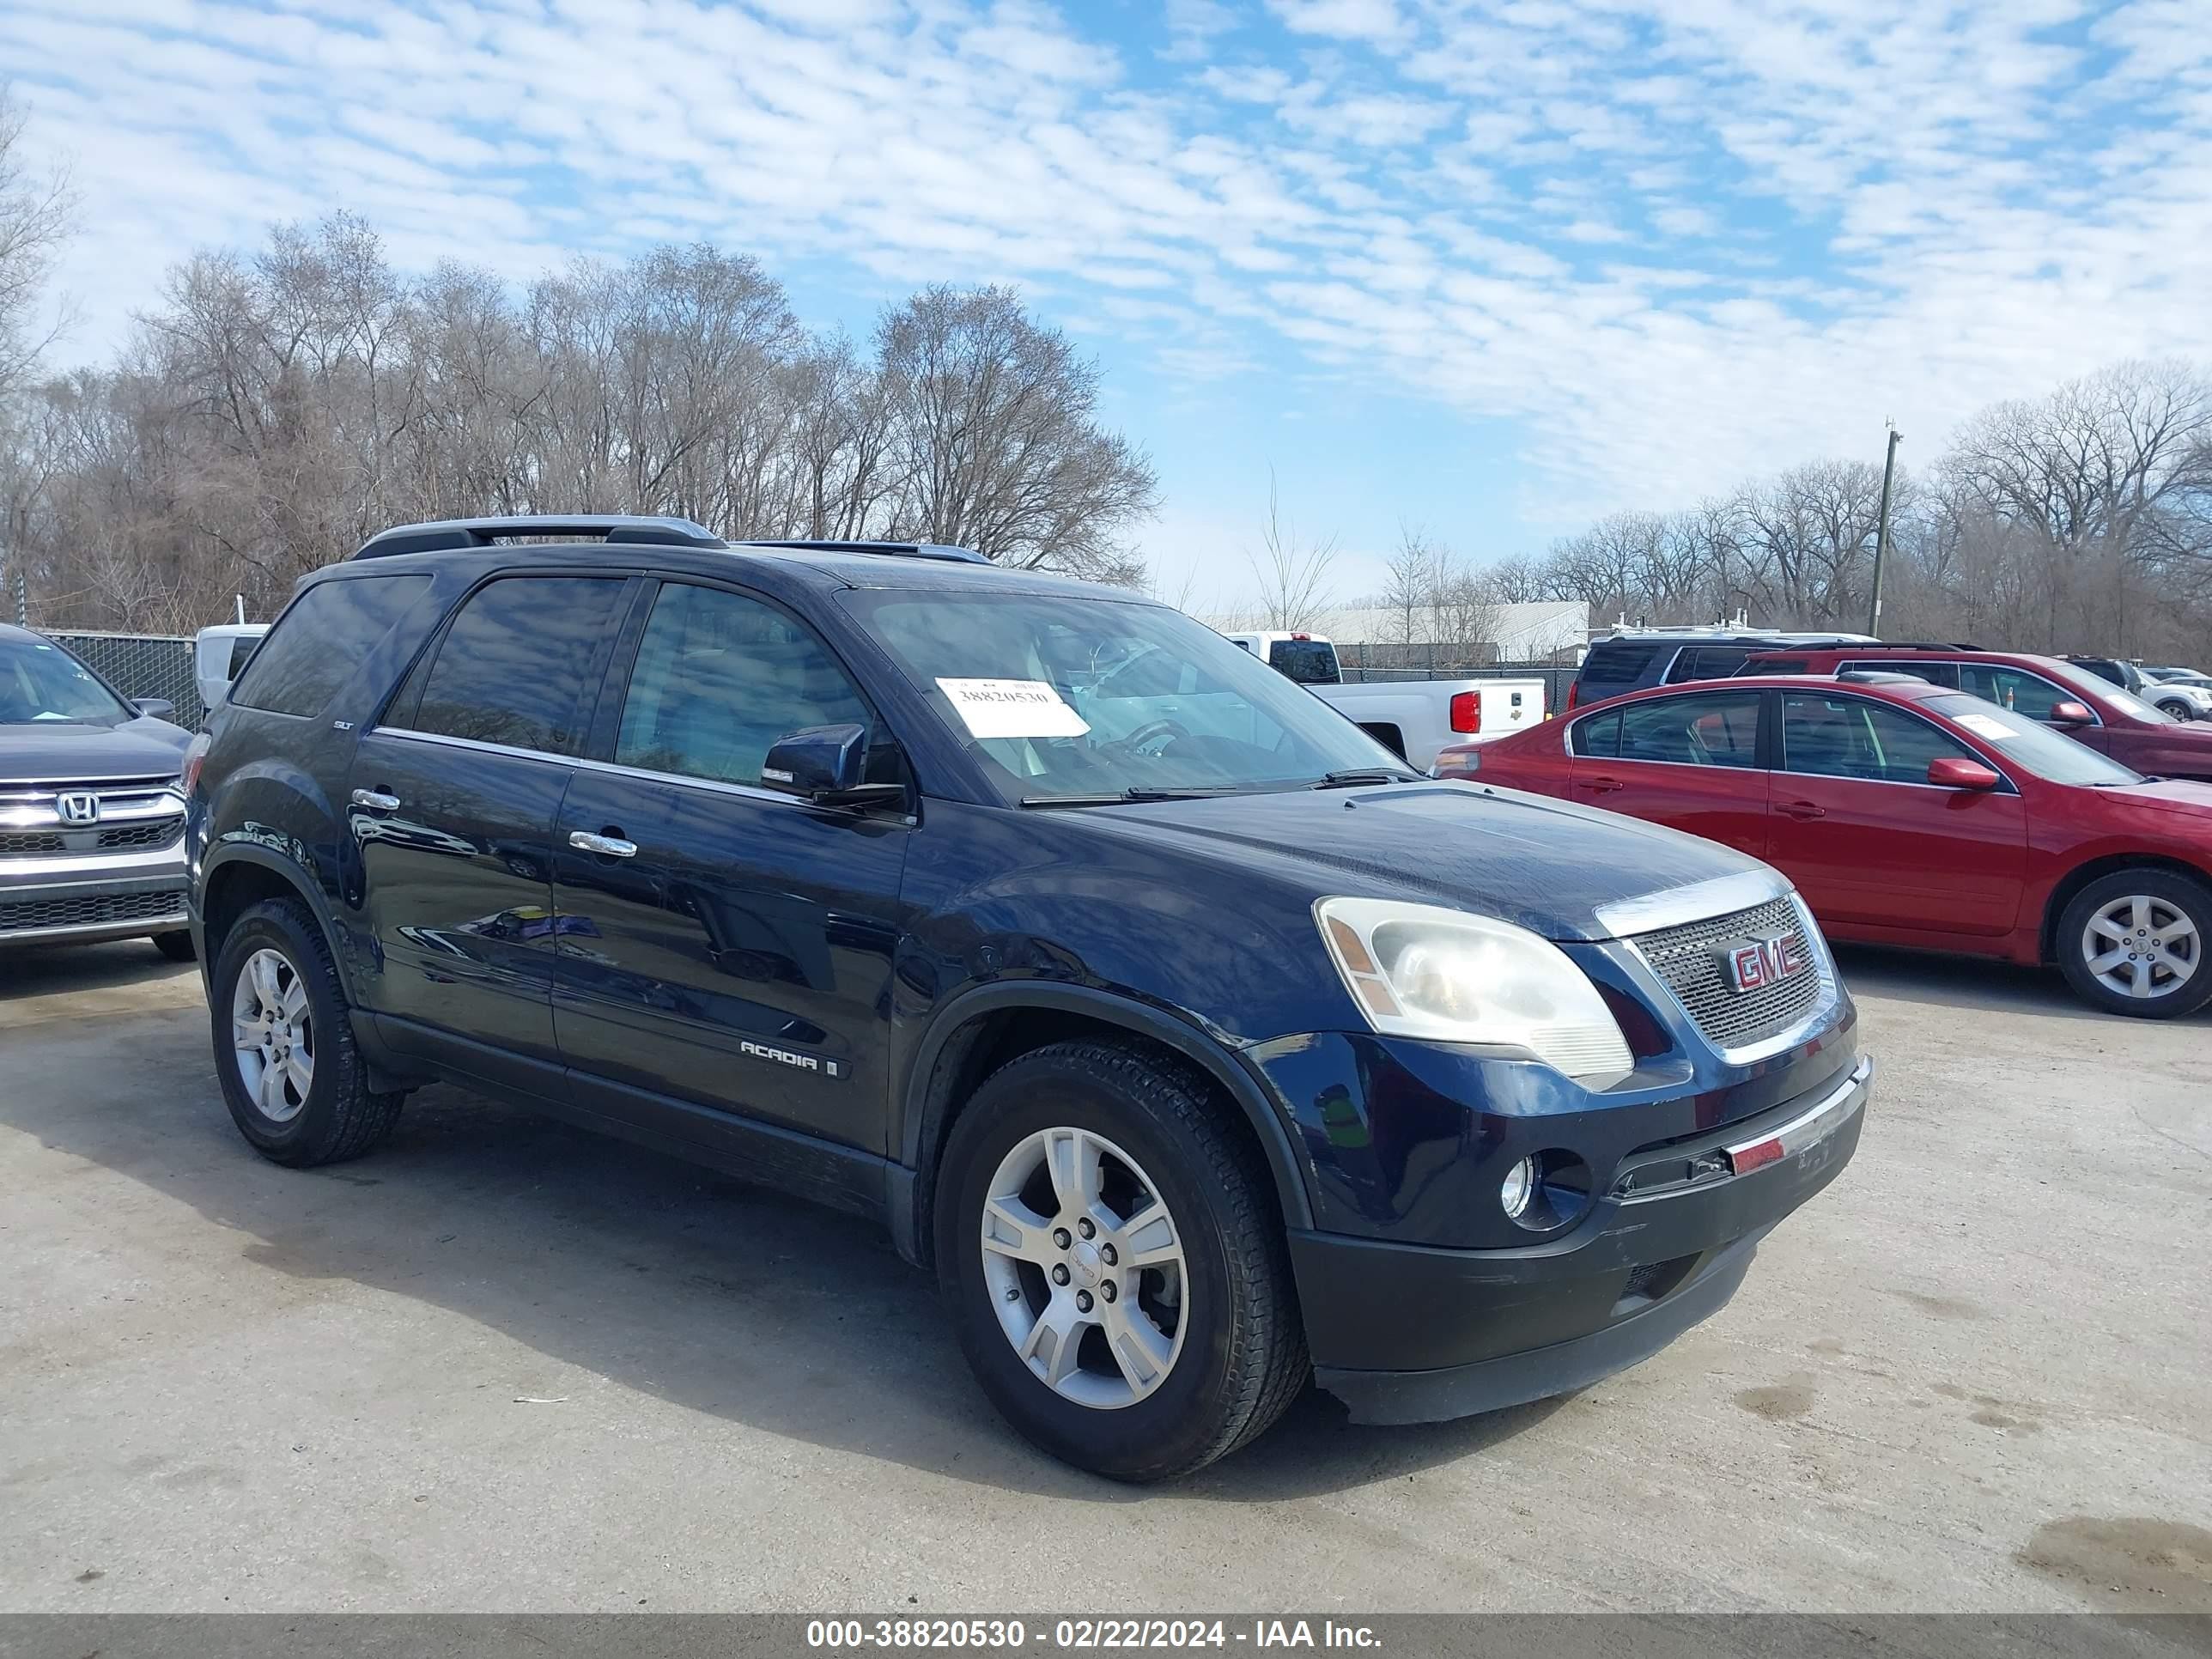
1867 422 1902 637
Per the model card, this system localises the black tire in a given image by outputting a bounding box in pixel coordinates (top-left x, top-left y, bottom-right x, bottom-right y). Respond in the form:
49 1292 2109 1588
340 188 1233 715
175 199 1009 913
209 897 404 1165
151 929 196 962
2056 869 2212 1020
934 1038 1307 1481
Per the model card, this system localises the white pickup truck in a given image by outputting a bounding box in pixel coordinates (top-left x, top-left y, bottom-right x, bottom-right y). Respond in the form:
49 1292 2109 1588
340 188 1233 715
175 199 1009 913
1221 630 1549 769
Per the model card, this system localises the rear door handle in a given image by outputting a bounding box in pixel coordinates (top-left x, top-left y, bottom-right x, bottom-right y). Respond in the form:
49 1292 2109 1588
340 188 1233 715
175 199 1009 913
568 830 638 859
350 788 400 812
1581 775 1624 794
1778 800 1826 821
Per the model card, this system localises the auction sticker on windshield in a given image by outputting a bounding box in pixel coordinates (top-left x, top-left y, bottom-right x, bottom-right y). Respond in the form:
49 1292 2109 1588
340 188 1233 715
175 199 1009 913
1954 712 2025 742
936 678 1091 739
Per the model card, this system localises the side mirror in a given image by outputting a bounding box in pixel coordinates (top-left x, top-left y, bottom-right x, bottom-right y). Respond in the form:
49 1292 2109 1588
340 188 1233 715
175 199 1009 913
761 724 905 810
1927 757 2002 790
131 697 177 722
2049 700 2094 726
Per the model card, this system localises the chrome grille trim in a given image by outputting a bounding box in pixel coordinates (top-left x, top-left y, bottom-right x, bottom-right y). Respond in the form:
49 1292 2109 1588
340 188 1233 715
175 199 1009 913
1594 868 1792 939
1625 891 1838 1062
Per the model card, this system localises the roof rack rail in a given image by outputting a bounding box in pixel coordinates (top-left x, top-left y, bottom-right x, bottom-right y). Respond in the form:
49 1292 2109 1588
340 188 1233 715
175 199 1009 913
353 514 727 560
738 538 992 566
1837 669 1936 685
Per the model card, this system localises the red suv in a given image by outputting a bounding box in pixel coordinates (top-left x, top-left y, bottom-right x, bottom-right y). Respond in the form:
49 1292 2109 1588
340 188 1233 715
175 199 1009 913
1734 647 2212 783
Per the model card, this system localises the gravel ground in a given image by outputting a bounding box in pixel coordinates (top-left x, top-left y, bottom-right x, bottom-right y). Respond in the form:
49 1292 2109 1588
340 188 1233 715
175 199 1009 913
1 939 2207 1614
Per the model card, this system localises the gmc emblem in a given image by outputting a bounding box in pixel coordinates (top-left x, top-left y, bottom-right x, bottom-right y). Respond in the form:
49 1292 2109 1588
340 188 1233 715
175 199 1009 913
1718 932 1808 993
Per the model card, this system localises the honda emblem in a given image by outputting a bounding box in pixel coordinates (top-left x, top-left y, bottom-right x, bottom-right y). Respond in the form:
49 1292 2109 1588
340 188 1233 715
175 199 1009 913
1718 932 1807 993
57 791 100 826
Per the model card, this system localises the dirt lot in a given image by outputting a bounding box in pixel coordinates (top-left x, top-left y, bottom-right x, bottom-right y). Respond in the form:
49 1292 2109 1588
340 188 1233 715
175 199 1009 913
1 940 2207 1613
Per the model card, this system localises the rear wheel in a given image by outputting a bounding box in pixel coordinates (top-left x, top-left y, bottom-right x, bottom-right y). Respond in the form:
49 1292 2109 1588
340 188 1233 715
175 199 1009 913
2057 870 2212 1019
210 897 404 1164
935 1039 1307 1481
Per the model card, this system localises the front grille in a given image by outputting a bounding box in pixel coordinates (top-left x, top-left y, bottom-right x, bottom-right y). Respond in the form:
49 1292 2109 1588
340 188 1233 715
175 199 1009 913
0 820 182 858
1633 895 1825 1051
0 889 186 935
95 821 184 850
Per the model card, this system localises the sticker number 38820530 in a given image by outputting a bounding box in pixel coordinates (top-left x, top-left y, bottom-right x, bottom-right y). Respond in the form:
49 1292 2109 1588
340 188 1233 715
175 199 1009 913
934 678 1091 740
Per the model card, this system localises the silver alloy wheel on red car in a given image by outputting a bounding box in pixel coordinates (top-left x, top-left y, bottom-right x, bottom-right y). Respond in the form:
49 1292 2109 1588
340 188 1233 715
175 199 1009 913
979 1125 1189 1409
231 945 315 1121
2080 893 2200 1000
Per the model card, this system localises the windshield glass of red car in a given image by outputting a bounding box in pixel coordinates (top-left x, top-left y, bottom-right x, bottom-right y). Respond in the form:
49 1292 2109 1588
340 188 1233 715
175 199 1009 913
1926 696 2145 787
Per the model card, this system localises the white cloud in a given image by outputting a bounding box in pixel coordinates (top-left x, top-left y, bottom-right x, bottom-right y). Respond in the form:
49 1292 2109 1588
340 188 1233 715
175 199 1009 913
1 0 2207 544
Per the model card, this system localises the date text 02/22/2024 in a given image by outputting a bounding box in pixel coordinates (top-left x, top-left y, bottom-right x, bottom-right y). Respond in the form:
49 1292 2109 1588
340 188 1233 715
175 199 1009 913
804 1620 1382 1650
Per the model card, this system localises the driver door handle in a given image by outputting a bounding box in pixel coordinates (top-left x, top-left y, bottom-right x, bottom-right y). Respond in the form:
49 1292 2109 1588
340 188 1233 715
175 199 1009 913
350 788 400 812
1581 775 1624 794
1778 800 1826 821
569 830 638 859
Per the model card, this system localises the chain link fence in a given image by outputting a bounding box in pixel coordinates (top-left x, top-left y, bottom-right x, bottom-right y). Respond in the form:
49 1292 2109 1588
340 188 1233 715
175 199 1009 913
44 632 206 729
1337 643 1576 718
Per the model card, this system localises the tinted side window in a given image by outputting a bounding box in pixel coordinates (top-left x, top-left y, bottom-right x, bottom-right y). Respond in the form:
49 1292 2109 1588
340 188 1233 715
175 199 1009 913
404 577 627 756
615 584 872 788
1570 708 1621 757
1782 693 1977 784
1954 665 2071 721
1745 657 1807 675
1615 691 1762 768
1667 647 1751 683
1578 642 1662 694
230 575 432 717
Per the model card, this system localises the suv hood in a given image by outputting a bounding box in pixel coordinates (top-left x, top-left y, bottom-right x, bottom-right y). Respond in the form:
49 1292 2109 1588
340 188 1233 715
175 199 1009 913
1089 781 1768 943
0 716 193 784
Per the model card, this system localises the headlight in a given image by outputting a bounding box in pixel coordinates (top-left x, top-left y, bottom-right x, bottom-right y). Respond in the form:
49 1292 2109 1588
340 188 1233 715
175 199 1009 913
1315 896 1633 1085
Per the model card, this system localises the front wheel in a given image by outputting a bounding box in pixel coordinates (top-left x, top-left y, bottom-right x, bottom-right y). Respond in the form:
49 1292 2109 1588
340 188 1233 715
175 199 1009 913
934 1039 1307 1481
210 897 404 1164
2057 870 2212 1019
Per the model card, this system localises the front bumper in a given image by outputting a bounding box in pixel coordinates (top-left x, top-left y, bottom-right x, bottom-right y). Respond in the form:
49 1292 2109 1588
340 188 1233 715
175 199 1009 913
0 848 191 945
1296 1054 1870 1424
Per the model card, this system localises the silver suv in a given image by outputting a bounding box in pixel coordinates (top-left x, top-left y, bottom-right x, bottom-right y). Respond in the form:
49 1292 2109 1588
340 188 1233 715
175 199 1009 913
0 623 196 957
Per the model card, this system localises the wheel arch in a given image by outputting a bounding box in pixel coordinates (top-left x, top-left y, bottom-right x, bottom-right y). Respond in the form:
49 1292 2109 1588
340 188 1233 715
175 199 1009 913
199 844 352 996
2040 852 2212 963
891 983 1315 1268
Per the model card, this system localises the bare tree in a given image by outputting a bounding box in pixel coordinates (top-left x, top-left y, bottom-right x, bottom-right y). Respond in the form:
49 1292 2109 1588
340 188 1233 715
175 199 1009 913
1376 524 1441 641
0 86 74 401
875 283 1158 583
1247 469 1337 629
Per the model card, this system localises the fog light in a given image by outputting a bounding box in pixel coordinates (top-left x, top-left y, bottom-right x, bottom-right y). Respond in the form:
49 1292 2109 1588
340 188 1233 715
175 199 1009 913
1500 1157 1536 1218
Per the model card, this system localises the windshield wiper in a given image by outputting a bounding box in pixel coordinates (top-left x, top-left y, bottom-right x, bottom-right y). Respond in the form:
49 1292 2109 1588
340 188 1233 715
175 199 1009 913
1309 768 1420 789
1019 787 1230 808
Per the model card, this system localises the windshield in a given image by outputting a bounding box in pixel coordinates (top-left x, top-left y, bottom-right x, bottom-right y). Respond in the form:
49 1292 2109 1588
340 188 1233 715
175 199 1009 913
842 590 1402 804
0 635 134 726
1926 695 2145 787
2047 659 2174 725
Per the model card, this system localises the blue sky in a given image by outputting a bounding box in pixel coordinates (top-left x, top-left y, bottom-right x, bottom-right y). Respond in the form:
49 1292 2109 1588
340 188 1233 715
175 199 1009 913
5 0 2210 611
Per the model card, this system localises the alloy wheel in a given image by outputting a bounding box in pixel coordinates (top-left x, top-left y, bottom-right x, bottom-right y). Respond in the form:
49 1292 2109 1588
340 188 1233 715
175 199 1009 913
231 946 315 1121
2081 894 2200 1000
979 1126 1188 1410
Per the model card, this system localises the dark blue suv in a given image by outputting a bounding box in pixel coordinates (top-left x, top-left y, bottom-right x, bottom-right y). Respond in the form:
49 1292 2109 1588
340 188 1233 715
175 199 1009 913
185 515 1870 1480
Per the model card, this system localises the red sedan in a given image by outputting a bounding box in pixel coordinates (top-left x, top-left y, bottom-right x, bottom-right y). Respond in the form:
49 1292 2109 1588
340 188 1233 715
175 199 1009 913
1437 674 2212 1018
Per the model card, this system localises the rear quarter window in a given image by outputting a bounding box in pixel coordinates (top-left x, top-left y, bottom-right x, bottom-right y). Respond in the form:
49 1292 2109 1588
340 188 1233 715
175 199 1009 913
230 574 434 717
1577 642 1664 693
